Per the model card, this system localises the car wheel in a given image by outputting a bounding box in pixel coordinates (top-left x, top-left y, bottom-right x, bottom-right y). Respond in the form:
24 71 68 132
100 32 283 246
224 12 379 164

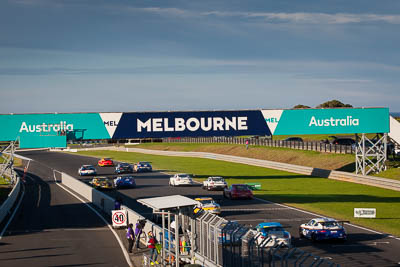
207 186 211 191
311 233 317 242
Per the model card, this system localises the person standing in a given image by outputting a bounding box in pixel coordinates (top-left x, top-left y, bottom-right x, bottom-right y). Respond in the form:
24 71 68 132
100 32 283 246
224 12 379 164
245 139 249 150
126 223 134 253
114 197 123 210
147 231 159 265
134 219 145 249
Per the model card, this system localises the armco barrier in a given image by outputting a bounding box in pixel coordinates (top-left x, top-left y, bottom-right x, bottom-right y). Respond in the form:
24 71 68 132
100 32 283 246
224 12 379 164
0 171 20 225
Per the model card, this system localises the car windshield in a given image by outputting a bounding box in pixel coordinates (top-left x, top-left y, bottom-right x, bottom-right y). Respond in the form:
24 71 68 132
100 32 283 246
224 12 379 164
82 166 94 170
322 221 340 227
199 199 214 205
262 226 284 233
104 158 112 161
139 162 150 165
179 174 190 178
234 185 249 191
211 178 224 182
123 177 133 182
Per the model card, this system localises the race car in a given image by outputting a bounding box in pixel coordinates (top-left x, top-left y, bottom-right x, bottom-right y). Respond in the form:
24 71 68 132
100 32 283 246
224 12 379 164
78 165 97 176
134 161 152 172
169 173 194 186
98 158 114 167
89 176 114 190
299 217 348 242
252 222 291 248
194 197 221 215
223 184 253 199
115 162 134 174
202 176 227 191
114 175 136 189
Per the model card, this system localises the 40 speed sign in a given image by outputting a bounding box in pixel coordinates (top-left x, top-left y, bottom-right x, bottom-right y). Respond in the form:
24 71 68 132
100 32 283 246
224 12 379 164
112 210 128 228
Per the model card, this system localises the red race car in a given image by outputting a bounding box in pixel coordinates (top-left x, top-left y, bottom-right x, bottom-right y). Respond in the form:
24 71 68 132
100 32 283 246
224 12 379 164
223 184 253 200
98 158 114 167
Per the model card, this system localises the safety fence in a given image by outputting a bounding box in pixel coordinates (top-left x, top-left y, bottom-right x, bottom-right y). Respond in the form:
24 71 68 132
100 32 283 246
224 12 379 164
193 211 340 267
162 137 355 154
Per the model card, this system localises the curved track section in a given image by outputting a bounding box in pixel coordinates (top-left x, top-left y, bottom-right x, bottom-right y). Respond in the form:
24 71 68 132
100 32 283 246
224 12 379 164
17 150 400 267
0 156 129 267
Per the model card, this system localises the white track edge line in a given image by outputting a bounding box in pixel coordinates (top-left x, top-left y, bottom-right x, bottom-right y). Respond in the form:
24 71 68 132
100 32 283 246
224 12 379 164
53 178 133 267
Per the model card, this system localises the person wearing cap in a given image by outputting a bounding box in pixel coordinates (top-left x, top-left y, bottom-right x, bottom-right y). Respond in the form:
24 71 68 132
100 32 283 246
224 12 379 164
147 231 159 265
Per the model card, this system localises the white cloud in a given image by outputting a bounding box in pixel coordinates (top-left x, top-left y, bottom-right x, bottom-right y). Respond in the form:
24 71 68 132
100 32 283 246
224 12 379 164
203 11 400 24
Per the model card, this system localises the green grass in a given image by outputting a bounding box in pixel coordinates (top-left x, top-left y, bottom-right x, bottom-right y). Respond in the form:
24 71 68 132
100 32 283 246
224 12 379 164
75 150 400 237
0 176 10 185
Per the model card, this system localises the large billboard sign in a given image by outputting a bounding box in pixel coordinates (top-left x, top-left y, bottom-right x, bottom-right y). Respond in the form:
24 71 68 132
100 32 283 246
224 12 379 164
0 108 389 148
112 110 270 138
261 108 389 135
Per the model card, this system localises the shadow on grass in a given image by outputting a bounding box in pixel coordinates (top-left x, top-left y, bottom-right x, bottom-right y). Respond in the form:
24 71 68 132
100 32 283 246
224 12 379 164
335 162 356 172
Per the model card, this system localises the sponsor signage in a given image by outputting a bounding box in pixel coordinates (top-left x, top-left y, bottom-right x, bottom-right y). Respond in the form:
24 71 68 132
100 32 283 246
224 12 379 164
354 208 376 218
112 110 270 138
0 107 389 148
262 108 389 135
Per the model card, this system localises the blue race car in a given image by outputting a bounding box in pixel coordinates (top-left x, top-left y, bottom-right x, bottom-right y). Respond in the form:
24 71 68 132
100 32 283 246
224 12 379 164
299 217 347 242
253 222 291 247
134 161 152 172
114 175 136 189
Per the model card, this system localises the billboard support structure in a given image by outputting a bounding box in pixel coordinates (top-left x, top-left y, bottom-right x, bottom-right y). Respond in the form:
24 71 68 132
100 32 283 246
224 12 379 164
356 133 387 175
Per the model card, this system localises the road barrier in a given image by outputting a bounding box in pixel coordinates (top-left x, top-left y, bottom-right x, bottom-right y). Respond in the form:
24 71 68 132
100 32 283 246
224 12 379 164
0 170 20 225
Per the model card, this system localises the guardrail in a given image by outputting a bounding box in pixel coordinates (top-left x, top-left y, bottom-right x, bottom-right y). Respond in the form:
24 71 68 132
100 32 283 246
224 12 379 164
162 136 356 154
0 170 20 225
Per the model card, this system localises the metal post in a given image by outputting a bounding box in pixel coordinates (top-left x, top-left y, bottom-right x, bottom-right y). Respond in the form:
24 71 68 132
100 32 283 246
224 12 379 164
175 213 180 267
162 210 165 263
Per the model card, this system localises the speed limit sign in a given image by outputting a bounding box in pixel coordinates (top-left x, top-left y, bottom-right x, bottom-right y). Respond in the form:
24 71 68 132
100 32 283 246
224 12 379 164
112 210 128 228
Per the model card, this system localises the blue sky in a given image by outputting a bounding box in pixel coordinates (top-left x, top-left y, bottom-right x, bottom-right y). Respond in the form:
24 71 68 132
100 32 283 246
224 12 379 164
1 0 400 113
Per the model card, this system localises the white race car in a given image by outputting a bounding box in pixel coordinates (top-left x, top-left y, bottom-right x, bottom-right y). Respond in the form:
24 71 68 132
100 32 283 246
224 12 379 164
202 176 227 191
299 217 347 242
169 173 194 186
78 165 97 176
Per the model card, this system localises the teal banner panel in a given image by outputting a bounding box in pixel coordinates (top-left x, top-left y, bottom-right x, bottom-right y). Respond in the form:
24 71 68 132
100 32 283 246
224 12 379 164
20 135 67 149
0 113 110 144
261 108 389 135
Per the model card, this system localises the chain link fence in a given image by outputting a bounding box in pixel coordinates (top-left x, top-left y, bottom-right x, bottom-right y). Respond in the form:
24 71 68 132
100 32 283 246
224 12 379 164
191 211 340 267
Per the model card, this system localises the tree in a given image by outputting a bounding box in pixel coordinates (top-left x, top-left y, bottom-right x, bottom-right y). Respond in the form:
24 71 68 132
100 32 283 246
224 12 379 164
293 104 311 109
316 100 352 108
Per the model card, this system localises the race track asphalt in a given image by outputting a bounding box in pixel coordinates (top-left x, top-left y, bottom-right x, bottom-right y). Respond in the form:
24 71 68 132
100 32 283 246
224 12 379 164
0 154 129 267
11 150 400 267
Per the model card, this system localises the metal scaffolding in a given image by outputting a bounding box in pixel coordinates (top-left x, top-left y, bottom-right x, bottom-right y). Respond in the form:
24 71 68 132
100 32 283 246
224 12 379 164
356 133 387 175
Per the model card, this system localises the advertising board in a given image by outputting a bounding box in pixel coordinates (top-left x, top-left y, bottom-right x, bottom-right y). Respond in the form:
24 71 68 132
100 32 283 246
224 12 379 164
262 108 389 135
0 107 390 148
